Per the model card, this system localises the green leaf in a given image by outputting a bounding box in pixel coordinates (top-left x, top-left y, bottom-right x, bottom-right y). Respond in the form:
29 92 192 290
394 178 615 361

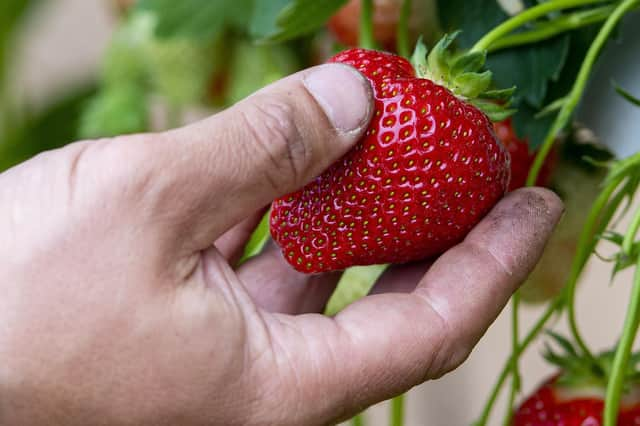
487 35 570 108
225 39 299 105
78 84 149 139
250 0 291 39
614 82 640 107
238 212 271 265
261 0 347 43
535 96 567 119
145 36 220 106
1 84 97 172
451 51 487 76
101 13 155 87
436 0 507 49
480 87 516 101
0 0 42 96
325 265 388 316
136 0 253 40
511 102 555 151
410 37 429 75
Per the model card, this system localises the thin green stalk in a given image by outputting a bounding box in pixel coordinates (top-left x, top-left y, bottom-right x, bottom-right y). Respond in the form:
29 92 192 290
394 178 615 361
390 394 405 426
474 299 563 426
566 177 625 366
527 0 640 187
359 0 376 50
352 414 365 426
396 0 412 58
503 293 521 425
472 0 612 52
556 0 640 366
477 171 628 426
604 254 640 426
622 206 640 255
500 4 618 418
487 4 616 53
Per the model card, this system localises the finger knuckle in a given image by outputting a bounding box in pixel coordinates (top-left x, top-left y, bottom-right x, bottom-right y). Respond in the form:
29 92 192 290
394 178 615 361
240 97 310 193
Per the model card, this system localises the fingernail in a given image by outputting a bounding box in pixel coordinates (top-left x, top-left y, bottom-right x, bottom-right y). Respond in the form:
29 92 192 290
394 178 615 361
303 64 373 134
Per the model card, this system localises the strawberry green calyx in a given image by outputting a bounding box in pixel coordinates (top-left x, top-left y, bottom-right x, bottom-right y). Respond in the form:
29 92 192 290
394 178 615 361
411 33 515 122
543 332 640 392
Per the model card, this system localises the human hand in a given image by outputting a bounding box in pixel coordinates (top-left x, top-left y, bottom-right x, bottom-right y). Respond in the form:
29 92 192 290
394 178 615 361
0 64 562 425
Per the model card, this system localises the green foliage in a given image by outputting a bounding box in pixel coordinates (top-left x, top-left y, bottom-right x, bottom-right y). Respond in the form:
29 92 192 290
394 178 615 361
325 265 388 316
249 0 291 39
412 34 515 122
436 0 508 48
146 36 220 106
1 84 96 172
0 0 41 92
136 0 252 40
78 83 148 139
259 0 348 43
80 11 226 138
435 0 610 149
615 82 640 107
226 39 299 105
238 212 271 265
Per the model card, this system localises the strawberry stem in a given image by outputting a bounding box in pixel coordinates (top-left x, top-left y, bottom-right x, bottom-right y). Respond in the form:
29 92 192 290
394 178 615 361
390 394 405 426
478 171 629 426
604 253 640 426
622 207 640 255
396 0 412 58
564 178 624 367
471 0 613 53
485 4 619 53
526 0 640 187
359 0 376 50
473 299 563 426
503 294 521 424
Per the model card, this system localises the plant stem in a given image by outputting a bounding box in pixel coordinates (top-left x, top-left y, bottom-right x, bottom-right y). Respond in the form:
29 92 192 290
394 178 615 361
604 253 640 426
471 0 612 52
479 165 626 426
486 4 616 53
396 0 412 58
390 394 405 426
499 3 620 420
554 0 640 369
527 0 640 187
359 0 376 50
622 206 640 255
503 293 521 425
474 299 563 426
565 176 625 366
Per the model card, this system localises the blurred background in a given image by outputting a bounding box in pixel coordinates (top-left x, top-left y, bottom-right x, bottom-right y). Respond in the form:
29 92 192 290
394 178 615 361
1 1 639 425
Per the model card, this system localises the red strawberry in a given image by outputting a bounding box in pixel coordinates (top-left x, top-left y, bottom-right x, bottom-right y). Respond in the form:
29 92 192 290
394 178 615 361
514 377 640 426
494 118 557 191
513 335 640 426
328 0 438 52
270 36 512 273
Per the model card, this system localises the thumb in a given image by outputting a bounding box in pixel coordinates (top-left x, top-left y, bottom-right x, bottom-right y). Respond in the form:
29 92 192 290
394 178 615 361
147 64 373 253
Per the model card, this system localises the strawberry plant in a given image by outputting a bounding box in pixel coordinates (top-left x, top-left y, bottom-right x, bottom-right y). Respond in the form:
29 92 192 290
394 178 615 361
10 0 637 424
